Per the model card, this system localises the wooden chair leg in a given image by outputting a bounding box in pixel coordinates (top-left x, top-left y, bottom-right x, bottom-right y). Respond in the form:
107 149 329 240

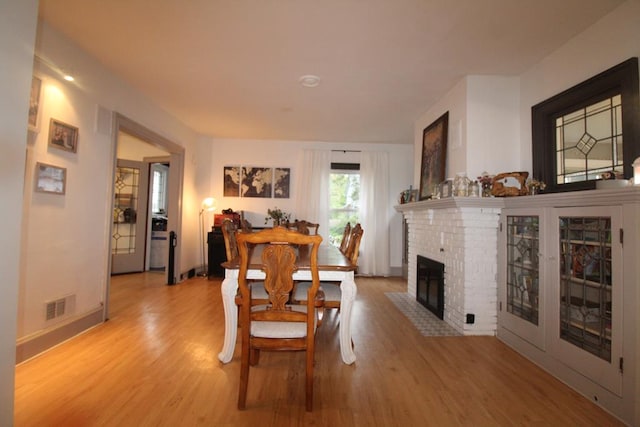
250 347 260 365
305 347 314 411
238 342 250 409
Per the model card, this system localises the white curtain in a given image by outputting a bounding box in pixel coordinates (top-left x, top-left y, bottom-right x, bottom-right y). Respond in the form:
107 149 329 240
295 150 331 235
359 151 390 276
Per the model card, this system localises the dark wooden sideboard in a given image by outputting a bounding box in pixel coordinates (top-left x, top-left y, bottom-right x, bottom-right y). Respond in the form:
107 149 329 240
207 227 226 278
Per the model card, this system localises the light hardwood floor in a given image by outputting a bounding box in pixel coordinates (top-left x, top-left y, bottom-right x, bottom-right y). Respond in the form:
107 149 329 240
14 274 623 426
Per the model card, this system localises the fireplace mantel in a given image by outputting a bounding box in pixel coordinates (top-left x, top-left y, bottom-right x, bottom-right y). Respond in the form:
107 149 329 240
396 186 640 212
395 196 504 212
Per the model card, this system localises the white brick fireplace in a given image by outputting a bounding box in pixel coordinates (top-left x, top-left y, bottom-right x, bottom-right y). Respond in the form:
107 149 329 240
396 198 504 335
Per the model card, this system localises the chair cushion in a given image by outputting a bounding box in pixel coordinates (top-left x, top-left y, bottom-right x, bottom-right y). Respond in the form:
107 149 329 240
250 305 317 338
295 282 341 302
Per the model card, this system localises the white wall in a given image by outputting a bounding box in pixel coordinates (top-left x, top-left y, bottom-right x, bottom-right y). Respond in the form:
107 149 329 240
518 0 640 172
466 75 520 179
17 22 202 343
413 75 520 186
207 138 413 268
413 1 640 188
414 77 468 185
0 1 39 422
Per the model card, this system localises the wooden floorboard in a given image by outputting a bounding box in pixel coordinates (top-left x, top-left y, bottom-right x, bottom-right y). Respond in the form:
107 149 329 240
14 274 623 426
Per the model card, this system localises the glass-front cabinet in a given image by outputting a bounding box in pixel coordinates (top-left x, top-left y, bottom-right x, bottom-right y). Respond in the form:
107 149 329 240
497 189 639 424
499 205 623 396
499 211 545 350
550 206 622 396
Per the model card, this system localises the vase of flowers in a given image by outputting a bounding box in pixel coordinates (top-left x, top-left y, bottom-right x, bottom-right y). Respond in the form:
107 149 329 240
265 207 291 226
526 178 546 195
477 172 494 197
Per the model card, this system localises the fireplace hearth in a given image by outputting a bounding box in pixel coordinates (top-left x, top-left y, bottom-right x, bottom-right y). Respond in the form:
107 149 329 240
416 255 444 319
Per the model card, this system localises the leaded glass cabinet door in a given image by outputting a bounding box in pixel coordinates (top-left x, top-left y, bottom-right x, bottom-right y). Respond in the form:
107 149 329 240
499 209 546 350
550 206 622 396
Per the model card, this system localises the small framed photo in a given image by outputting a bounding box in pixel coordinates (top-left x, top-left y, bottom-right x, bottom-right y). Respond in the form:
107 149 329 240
48 118 78 153
28 76 42 132
35 162 67 195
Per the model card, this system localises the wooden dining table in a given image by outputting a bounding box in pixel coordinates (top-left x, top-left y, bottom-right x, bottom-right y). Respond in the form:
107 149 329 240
218 242 357 365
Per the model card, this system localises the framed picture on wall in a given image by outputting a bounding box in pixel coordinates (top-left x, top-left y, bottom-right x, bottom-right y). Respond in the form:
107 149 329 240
28 76 42 132
35 162 66 195
241 167 272 198
48 118 79 153
419 111 449 200
273 167 290 198
223 166 240 197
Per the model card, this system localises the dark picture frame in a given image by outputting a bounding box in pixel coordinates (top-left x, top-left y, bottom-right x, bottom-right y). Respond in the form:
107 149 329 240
223 166 240 197
273 167 290 198
35 162 66 195
48 118 78 153
419 112 449 200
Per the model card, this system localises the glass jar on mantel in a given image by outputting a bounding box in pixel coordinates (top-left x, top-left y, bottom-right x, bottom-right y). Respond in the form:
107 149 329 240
454 172 471 197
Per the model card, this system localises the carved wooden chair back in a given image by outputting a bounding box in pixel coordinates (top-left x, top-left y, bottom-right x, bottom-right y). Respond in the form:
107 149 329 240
339 222 352 253
240 218 253 233
220 219 239 262
236 226 323 411
344 223 363 267
286 220 319 235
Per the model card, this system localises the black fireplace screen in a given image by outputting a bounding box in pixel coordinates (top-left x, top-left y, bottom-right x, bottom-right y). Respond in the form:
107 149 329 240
416 255 444 319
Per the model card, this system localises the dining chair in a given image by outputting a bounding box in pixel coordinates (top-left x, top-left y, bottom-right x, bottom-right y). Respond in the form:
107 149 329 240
344 223 363 268
339 222 352 253
235 227 324 411
295 224 363 311
286 220 319 235
240 218 253 233
220 219 239 262
222 220 268 304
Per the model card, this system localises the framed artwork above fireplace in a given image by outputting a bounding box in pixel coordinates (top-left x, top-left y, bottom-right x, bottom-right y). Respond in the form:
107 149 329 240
419 112 448 200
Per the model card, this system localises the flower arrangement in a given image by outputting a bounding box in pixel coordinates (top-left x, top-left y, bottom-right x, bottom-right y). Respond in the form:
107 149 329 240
265 207 291 226
526 178 546 195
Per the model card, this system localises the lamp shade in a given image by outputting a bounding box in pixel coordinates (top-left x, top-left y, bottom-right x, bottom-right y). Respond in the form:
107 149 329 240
201 197 216 212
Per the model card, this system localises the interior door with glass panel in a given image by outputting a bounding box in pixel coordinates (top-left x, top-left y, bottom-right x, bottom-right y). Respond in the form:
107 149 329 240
549 206 622 396
111 159 149 274
499 209 546 350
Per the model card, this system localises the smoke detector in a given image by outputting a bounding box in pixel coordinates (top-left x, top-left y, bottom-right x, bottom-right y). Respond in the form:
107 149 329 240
299 75 321 88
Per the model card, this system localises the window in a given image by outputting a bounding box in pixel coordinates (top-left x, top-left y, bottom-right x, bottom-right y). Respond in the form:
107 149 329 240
555 95 622 184
532 57 639 193
329 163 360 247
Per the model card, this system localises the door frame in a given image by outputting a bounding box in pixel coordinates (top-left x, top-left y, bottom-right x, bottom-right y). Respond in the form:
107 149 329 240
105 114 185 319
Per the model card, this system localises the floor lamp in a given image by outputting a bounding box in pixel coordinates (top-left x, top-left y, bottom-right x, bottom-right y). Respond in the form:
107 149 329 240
199 197 216 277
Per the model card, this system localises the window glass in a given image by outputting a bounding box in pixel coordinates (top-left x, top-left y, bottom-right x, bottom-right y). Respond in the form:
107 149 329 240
152 169 167 214
555 95 623 184
329 169 360 247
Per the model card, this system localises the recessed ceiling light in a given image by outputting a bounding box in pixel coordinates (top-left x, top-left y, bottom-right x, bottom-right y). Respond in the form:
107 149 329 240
299 75 320 88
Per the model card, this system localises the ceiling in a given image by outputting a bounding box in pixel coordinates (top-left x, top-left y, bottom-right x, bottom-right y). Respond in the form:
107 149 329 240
37 0 624 144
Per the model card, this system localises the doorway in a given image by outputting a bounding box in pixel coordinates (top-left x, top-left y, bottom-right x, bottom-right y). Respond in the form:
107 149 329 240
106 114 185 318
